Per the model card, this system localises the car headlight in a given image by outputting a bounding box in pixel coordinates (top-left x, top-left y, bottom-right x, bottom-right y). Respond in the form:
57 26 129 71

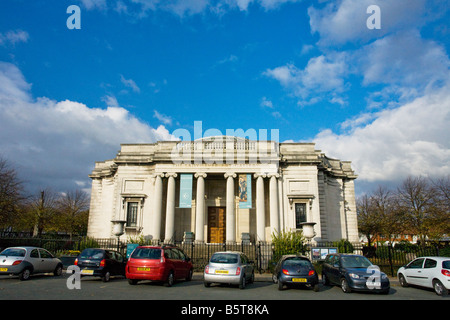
349 273 362 279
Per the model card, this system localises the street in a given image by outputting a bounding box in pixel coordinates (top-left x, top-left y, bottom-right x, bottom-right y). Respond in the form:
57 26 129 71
0 272 447 301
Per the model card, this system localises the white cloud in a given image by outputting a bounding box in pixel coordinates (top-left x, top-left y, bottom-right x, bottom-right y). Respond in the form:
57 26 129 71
79 0 108 11
264 53 348 104
0 30 29 46
120 74 141 93
314 82 450 183
0 62 173 193
153 110 173 125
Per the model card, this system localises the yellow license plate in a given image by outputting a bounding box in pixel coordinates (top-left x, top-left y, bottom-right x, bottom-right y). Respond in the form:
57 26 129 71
292 278 307 283
81 269 94 275
0 268 7 272
137 267 151 271
215 270 229 274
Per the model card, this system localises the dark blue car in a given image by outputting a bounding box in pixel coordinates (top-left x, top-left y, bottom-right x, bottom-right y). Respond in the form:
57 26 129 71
322 253 390 294
272 255 319 291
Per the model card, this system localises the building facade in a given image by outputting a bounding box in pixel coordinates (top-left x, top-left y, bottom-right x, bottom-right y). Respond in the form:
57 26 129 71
87 136 359 244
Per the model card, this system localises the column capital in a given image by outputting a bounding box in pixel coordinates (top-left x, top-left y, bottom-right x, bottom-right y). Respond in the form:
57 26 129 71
254 173 267 179
152 173 165 178
165 172 178 178
268 173 280 178
224 172 237 179
194 172 207 178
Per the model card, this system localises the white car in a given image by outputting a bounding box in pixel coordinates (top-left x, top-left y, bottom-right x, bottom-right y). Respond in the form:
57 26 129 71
397 256 450 296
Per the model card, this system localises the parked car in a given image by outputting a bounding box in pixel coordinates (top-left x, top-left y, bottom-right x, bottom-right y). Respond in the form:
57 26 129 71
322 253 390 294
0 246 63 281
74 248 126 282
272 255 319 291
397 256 450 296
126 245 193 286
203 251 254 289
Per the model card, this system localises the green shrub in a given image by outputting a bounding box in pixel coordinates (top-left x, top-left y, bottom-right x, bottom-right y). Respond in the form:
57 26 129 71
333 239 354 253
78 237 100 251
269 230 308 272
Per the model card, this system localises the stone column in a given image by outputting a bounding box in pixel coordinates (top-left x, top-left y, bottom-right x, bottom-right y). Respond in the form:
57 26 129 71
224 172 236 244
255 173 266 242
164 173 177 243
152 173 164 241
269 174 280 236
194 173 207 243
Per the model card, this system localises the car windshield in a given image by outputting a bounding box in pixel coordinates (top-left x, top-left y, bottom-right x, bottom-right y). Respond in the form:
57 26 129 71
79 249 104 259
131 248 161 259
210 253 238 264
443 260 450 269
283 258 311 268
0 248 26 257
341 256 373 268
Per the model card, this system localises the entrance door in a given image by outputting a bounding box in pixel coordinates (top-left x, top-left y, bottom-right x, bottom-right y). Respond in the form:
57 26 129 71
208 207 226 243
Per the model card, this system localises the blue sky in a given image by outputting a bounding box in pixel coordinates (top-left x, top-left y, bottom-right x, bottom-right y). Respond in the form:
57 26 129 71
0 0 449 196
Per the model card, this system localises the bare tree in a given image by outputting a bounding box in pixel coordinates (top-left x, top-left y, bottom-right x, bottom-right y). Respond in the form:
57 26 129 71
357 194 380 246
396 176 436 246
56 190 90 238
25 189 59 237
0 156 25 228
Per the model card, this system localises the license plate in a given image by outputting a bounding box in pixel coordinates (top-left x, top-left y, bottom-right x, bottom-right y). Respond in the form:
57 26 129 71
81 269 94 275
0 268 7 272
292 278 307 283
137 267 151 271
215 270 229 274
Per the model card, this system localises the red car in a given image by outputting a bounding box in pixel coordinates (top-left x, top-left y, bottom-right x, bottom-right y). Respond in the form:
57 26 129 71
126 245 193 286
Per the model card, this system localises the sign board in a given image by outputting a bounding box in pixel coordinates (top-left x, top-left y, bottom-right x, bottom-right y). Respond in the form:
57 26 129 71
311 247 338 261
126 243 139 258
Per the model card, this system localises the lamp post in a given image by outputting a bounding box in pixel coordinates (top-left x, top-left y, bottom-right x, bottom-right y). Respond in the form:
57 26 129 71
111 220 126 251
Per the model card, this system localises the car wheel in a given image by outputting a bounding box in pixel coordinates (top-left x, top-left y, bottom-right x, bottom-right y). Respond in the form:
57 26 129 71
277 279 284 291
398 274 408 287
128 279 138 285
340 278 351 293
204 281 211 287
249 272 255 284
239 274 246 289
165 271 174 287
272 274 278 284
186 269 193 281
313 284 320 292
322 273 329 286
102 271 111 282
19 268 31 281
54 264 63 277
433 279 448 296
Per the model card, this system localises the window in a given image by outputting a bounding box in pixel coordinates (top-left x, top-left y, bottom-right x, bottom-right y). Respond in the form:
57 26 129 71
30 249 39 258
408 258 425 269
131 248 161 259
424 259 437 269
295 203 307 229
39 249 53 259
126 202 139 227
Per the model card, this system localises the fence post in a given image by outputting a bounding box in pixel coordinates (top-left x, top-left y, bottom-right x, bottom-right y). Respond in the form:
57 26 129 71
388 244 394 277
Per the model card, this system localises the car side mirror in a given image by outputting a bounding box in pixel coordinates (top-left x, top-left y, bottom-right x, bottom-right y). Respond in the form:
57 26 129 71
333 263 339 268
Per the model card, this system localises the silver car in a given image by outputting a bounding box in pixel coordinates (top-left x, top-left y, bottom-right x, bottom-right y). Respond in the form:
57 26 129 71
203 251 254 289
0 246 63 281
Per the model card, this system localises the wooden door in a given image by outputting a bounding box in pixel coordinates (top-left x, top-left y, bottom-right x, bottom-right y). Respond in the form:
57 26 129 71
208 207 226 243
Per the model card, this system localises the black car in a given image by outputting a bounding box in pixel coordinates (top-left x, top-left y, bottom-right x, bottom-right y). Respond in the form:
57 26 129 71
322 253 390 294
272 255 319 291
75 248 126 282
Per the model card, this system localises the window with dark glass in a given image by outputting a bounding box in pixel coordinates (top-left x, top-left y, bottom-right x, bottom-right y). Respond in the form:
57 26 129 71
126 202 139 227
295 203 307 229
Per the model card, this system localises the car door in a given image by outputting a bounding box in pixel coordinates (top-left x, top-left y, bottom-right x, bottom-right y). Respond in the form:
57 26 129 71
404 258 425 286
38 249 57 273
421 258 438 288
327 255 341 284
28 248 43 273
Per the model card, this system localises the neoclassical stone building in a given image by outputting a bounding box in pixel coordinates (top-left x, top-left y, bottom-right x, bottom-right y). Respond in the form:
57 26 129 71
87 136 359 244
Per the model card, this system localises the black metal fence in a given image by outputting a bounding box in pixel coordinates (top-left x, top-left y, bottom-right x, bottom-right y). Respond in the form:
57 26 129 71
0 236 446 276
